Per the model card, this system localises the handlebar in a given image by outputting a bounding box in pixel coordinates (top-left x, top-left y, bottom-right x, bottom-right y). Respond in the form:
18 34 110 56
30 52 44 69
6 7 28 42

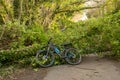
48 37 53 44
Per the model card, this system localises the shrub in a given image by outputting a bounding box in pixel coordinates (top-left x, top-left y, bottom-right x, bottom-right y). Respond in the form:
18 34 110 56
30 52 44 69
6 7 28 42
0 44 41 66
48 11 120 59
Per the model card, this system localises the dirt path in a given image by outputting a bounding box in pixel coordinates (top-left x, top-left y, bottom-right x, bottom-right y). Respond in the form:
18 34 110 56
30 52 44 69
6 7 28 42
1 55 120 80
43 55 120 80
1 68 48 80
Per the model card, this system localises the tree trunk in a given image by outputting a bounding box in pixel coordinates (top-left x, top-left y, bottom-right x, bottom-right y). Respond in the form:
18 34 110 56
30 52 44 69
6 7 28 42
19 0 23 23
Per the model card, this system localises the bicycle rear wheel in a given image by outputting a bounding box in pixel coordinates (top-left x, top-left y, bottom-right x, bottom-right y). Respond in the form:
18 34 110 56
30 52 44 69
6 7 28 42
36 50 55 68
65 48 82 65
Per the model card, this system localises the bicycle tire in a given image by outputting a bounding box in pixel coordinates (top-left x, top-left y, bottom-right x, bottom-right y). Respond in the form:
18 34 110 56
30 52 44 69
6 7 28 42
65 48 82 65
36 50 55 68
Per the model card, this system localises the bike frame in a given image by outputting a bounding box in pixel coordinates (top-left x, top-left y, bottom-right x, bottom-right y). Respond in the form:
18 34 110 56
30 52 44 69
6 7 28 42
46 41 65 58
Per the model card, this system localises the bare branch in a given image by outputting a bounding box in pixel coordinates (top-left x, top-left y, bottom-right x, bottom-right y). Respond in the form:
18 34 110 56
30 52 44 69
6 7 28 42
55 6 100 14
55 0 108 14
70 0 101 5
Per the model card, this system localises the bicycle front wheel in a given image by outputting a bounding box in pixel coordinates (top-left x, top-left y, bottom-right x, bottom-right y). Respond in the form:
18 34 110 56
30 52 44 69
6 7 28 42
65 48 82 65
36 50 55 68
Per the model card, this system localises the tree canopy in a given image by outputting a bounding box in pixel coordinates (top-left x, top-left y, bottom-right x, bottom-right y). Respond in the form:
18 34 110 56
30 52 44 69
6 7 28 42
1 0 119 27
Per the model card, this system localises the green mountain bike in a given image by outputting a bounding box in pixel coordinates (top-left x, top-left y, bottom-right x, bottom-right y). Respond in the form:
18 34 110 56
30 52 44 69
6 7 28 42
35 38 82 68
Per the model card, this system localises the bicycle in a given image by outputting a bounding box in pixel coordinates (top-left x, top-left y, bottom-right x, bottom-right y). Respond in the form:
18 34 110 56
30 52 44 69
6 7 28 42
35 38 82 68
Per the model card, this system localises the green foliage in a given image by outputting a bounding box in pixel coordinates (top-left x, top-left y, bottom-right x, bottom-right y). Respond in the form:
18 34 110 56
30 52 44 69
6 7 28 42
0 66 15 77
0 22 48 50
21 24 48 46
0 8 120 68
0 44 40 66
0 21 25 50
0 0 120 71
49 11 120 58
